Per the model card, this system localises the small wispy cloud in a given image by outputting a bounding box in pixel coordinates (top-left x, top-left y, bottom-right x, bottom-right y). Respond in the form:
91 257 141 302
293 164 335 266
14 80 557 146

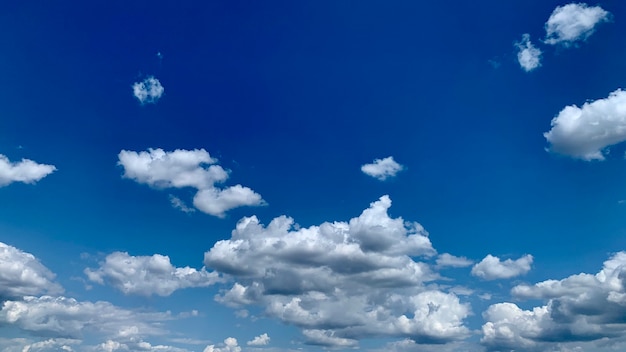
169 194 196 213
515 34 542 72
132 76 164 104
361 156 404 181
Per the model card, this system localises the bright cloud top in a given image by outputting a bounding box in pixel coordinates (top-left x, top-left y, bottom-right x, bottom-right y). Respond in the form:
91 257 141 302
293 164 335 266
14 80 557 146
544 3 610 46
204 196 471 347
482 252 626 351
515 34 542 72
203 337 241 352
0 242 63 299
246 333 270 346
0 154 56 187
471 254 533 280
118 148 264 217
132 76 164 104
84 252 221 297
361 156 404 181
544 89 626 161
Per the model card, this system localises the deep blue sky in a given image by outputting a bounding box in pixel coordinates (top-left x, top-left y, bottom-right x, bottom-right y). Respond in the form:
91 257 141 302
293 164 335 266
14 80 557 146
2 1 626 351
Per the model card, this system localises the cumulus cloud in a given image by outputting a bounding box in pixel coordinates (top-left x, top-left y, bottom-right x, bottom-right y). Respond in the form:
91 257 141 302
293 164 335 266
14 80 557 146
132 76 164 104
246 333 270 346
544 89 626 161
118 148 264 217
204 196 471 347
0 295 169 340
436 253 473 268
0 154 56 187
482 252 626 351
203 337 241 352
0 242 63 299
544 3 610 46
84 252 221 296
361 156 404 181
471 254 533 280
515 34 542 72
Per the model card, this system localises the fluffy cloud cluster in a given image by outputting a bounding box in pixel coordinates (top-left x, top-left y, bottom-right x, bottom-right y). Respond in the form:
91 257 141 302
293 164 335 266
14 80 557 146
0 295 168 340
0 154 56 187
516 34 542 72
471 254 533 280
85 252 221 296
203 337 241 352
0 242 62 299
544 3 610 46
482 252 626 351
132 76 164 104
204 196 471 347
544 89 626 160
118 148 264 217
361 156 404 181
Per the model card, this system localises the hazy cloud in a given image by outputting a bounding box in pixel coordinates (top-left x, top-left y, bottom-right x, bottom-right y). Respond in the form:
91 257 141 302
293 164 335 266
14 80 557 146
132 76 164 104
0 155 56 187
544 3 610 46
471 254 533 280
516 34 542 72
544 89 626 160
85 252 221 296
436 253 473 268
361 156 404 181
118 148 264 217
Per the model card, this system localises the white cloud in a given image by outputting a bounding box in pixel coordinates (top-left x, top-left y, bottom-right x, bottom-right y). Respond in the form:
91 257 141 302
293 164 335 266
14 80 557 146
436 253 473 268
0 295 169 340
544 89 626 161
515 34 542 72
246 333 270 346
19 338 79 352
84 252 221 296
132 76 164 104
0 154 56 187
361 156 404 181
544 3 610 46
0 242 63 299
471 254 532 280
482 252 626 351
118 148 264 217
204 196 471 347
203 338 241 352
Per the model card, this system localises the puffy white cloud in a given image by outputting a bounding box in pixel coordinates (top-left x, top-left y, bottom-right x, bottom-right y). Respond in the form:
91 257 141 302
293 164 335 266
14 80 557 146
84 252 221 296
118 148 264 217
246 333 270 346
516 34 542 72
544 3 610 46
204 196 471 347
482 252 626 351
0 242 63 299
203 337 241 352
361 156 404 181
19 338 79 352
0 295 168 339
132 76 164 104
544 89 626 161
471 254 533 280
0 154 56 187
436 253 473 268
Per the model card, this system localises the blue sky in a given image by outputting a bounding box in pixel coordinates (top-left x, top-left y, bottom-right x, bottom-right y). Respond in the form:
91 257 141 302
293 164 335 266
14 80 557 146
2 1 626 351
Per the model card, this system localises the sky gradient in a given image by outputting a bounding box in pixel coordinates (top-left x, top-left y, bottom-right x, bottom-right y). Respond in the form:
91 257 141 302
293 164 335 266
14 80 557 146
2 1 626 351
